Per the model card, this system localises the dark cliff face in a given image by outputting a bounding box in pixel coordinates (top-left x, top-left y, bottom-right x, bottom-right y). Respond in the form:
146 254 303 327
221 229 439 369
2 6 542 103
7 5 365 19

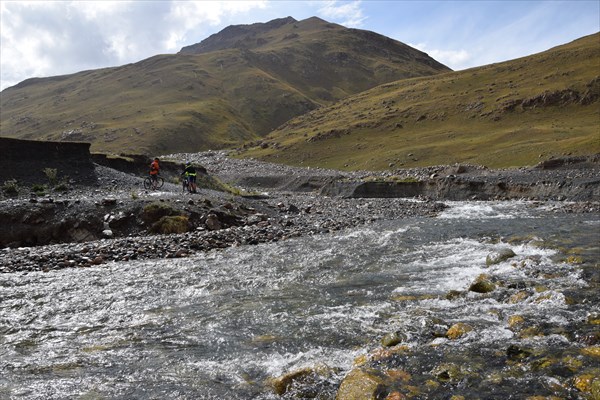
0 137 97 186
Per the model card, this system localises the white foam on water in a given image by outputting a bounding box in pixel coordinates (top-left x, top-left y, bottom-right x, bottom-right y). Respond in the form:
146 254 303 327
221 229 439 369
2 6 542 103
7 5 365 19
392 238 491 294
439 200 534 220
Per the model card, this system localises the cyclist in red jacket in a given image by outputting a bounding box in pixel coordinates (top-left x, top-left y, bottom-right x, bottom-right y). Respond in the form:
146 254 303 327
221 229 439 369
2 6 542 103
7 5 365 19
149 157 160 189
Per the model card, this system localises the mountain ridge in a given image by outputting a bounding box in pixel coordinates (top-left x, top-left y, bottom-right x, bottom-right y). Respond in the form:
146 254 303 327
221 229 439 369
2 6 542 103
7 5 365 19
0 16 450 156
237 32 600 169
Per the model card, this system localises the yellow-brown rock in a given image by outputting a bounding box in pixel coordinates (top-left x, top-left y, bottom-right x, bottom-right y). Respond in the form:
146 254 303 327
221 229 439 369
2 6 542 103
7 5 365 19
336 369 384 400
268 368 314 395
508 315 526 329
446 323 473 339
385 391 407 400
581 346 600 358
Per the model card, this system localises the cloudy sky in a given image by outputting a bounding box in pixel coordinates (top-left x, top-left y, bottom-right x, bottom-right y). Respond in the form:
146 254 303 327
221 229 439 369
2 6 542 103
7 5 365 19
1 0 598 91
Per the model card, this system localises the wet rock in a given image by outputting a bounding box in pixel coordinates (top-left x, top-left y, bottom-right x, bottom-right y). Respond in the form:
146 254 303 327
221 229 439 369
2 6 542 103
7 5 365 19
518 326 544 339
431 363 469 382
573 373 600 395
336 368 385 400
508 315 526 330
486 247 516 266
469 274 496 293
580 346 600 358
381 331 406 347
446 323 473 339
268 366 336 397
268 368 313 395
445 290 464 300
509 291 531 303
506 344 532 361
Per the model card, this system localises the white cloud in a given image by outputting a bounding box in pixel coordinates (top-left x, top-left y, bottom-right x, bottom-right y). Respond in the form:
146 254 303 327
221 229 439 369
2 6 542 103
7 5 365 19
318 0 366 27
0 0 269 90
410 42 472 71
164 1 267 51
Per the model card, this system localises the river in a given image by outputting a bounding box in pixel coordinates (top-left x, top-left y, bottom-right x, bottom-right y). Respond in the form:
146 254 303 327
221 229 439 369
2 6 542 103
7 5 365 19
1 201 598 399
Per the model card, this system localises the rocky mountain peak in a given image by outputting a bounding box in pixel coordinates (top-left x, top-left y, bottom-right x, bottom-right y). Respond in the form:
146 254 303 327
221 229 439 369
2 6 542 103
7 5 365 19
179 16 299 54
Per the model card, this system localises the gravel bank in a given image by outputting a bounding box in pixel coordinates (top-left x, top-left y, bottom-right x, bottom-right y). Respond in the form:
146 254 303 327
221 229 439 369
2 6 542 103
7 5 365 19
1 152 598 273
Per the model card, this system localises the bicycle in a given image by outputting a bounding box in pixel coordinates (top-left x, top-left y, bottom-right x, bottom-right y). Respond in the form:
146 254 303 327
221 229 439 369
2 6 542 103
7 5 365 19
182 176 191 193
143 175 164 190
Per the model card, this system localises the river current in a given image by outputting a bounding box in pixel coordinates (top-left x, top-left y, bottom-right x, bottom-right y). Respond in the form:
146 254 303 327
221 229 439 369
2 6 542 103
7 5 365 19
1 201 598 399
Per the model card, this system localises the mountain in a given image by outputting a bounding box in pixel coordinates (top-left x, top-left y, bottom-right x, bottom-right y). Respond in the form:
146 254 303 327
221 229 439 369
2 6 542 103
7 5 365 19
238 33 600 169
0 17 450 156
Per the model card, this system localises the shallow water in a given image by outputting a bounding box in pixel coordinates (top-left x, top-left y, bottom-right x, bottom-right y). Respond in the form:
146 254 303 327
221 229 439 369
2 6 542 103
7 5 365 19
1 201 598 399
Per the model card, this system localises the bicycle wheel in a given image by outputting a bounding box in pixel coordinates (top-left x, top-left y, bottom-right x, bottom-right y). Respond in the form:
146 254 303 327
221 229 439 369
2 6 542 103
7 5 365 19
156 177 164 189
143 177 152 190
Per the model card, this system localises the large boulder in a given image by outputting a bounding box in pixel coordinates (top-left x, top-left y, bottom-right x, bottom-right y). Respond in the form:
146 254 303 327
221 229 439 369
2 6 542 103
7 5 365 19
486 247 516 266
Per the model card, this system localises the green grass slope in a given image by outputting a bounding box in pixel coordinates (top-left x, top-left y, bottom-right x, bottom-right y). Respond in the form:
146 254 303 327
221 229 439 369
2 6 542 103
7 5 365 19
240 33 600 169
0 16 449 156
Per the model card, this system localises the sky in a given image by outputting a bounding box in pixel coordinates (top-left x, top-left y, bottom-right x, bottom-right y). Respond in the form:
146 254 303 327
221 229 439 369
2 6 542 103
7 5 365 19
1 0 599 91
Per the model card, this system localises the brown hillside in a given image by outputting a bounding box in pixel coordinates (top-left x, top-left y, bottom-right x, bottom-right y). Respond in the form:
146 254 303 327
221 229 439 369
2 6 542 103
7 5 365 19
239 33 600 169
0 17 450 156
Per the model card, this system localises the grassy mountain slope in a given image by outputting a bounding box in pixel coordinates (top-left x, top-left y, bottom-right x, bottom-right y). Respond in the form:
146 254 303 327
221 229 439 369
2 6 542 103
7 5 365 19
240 33 600 169
0 17 450 156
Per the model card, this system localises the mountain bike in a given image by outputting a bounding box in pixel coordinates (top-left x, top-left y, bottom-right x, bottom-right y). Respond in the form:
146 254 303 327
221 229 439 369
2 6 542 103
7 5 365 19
182 176 191 193
143 175 164 190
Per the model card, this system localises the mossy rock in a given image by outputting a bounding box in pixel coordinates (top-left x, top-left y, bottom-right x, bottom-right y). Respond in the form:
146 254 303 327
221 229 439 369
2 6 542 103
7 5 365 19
506 344 532 361
431 363 469 382
446 323 473 339
445 290 464 300
336 368 385 400
142 202 179 224
381 331 406 347
508 315 526 329
469 274 496 293
509 291 530 303
587 313 600 325
268 368 314 396
573 373 600 394
581 346 600 358
518 326 544 339
486 247 516 266
149 215 189 234
269 365 337 396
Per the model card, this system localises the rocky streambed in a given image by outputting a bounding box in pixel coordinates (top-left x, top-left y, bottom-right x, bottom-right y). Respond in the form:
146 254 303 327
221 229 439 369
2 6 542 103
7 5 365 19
1 153 600 400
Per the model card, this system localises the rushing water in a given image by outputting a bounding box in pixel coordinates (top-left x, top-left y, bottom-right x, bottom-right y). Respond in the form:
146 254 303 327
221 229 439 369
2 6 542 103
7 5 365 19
1 201 598 399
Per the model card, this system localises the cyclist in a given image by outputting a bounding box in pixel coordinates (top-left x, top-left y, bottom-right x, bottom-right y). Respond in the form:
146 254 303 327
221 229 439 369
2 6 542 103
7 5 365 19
181 162 198 193
149 157 160 189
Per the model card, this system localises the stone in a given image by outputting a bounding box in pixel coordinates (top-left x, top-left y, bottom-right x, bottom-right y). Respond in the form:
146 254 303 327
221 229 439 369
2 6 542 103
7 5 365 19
268 368 313 395
469 275 496 293
486 247 516 266
101 197 117 206
446 323 473 339
506 344 532 360
336 368 384 400
431 363 468 382
205 214 222 231
381 331 405 347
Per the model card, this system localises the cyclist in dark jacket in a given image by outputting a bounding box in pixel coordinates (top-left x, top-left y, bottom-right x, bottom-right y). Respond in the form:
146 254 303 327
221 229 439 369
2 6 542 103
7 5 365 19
182 162 198 193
